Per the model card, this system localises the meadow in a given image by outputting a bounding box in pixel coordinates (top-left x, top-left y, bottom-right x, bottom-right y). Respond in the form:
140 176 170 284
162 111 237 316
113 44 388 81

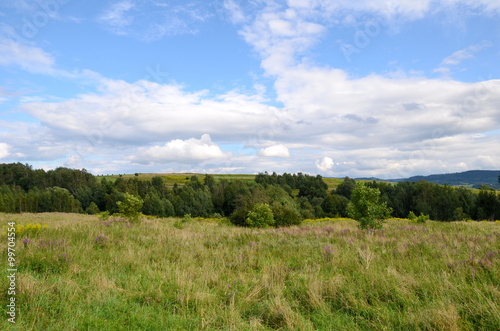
101 173 346 192
1 213 499 330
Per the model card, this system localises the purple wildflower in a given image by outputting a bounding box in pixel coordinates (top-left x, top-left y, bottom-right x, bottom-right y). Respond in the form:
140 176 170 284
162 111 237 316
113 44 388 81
94 234 108 246
322 245 334 260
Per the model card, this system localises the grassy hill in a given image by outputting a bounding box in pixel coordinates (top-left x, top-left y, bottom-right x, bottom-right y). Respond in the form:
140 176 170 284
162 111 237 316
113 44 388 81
101 173 368 193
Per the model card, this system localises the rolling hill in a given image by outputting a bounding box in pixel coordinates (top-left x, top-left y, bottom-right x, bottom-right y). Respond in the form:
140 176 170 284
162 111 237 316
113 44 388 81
359 170 500 189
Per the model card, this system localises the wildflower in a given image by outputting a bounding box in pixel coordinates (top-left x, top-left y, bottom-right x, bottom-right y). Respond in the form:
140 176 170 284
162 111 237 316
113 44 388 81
22 238 32 247
322 245 334 260
94 234 108 247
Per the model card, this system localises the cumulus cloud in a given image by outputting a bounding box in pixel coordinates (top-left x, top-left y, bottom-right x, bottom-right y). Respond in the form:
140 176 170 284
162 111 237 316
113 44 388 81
131 134 230 164
258 145 290 158
316 156 334 172
20 78 277 145
0 143 10 159
3 0 500 177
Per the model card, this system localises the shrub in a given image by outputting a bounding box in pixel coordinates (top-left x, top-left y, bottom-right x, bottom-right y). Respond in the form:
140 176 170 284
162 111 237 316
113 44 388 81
270 201 302 227
174 214 192 229
117 193 143 223
408 211 417 221
245 203 275 228
416 214 429 223
9 223 48 237
347 182 392 229
86 202 100 215
182 214 192 223
97 211 111 222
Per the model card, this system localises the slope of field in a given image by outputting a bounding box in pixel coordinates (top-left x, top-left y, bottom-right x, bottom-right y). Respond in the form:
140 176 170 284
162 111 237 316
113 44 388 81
101 173 365 192
360 170 500 189
1 214 499 330
101 173 257 188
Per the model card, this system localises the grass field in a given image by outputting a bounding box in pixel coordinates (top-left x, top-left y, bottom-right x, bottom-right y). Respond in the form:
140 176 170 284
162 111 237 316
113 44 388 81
101 173 354 192
100 173 258 189
1 213 499 330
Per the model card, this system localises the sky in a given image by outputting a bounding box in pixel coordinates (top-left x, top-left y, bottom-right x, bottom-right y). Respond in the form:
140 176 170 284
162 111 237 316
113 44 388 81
0 0 499 178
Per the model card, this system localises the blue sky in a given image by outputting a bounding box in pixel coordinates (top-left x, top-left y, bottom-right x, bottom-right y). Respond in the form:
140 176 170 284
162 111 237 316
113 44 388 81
0 0 499 178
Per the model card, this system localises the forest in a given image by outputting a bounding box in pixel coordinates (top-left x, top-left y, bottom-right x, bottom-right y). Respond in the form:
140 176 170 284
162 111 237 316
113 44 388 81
0 162 499 223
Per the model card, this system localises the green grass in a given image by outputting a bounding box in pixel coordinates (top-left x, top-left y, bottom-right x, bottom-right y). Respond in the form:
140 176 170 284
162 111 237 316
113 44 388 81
100 172 384 193
100 173 257 188
1 214 499 330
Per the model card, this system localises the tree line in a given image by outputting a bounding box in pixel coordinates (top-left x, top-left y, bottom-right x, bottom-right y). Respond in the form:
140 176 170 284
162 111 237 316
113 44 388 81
0 163 499 222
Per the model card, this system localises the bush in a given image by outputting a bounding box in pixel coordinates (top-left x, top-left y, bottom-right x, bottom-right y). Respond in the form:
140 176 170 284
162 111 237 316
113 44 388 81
182 214 192 223
416 214 429 223
246 203 275 228
174 214 192 229
408 211 417 221
86 202 100 215
97 211 110 222
117 193 143 223
347 182 392 229
271 201 302 227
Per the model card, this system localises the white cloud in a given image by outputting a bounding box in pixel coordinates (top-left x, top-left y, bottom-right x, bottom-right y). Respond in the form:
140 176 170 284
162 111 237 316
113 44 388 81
20 78 277 145
97 0 214 40
223 0 246 23
97 0 135 31
316 156 334 172
0 37 55 74
0 143 10 159
3 0 500 177
259 145 290 158
441 41 492 66
131 134 230 164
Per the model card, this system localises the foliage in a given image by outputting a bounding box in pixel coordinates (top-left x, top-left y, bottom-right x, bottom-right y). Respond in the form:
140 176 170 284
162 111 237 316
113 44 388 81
2 223 48 237
1 162 500 223
245 203 275 228
182 214 192 223
270 200 302 227
97 211 110 222
117 193 143 223
416 213 429 223
347 182 392 229
408 211 417 221
335 176 357 199
86 201 100 215
321 193 349 217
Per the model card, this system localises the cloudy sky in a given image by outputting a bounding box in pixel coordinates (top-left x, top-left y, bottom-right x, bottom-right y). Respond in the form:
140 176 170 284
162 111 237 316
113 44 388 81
0 0 499 178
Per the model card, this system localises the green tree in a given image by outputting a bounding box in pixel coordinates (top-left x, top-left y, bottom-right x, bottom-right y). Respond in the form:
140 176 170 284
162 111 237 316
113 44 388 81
347 182 392 229
245 203 275 228
86 202 100 215
321 193 349 217
336 176 357 200
117 193 143 222
143 192 165 217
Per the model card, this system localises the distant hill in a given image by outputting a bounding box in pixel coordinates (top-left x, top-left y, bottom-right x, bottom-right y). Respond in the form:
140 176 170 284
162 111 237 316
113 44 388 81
358 170 500 189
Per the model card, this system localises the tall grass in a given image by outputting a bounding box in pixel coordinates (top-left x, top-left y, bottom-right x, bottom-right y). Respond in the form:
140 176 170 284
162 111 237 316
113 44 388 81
1 213 499 330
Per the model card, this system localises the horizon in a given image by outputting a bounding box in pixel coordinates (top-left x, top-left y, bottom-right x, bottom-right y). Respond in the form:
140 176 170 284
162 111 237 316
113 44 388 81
4 161 499 182
1 1 499 178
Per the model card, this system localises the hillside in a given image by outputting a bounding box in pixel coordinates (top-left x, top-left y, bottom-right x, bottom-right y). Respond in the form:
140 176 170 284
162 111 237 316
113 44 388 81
403 170 499 189
359 170 499 189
